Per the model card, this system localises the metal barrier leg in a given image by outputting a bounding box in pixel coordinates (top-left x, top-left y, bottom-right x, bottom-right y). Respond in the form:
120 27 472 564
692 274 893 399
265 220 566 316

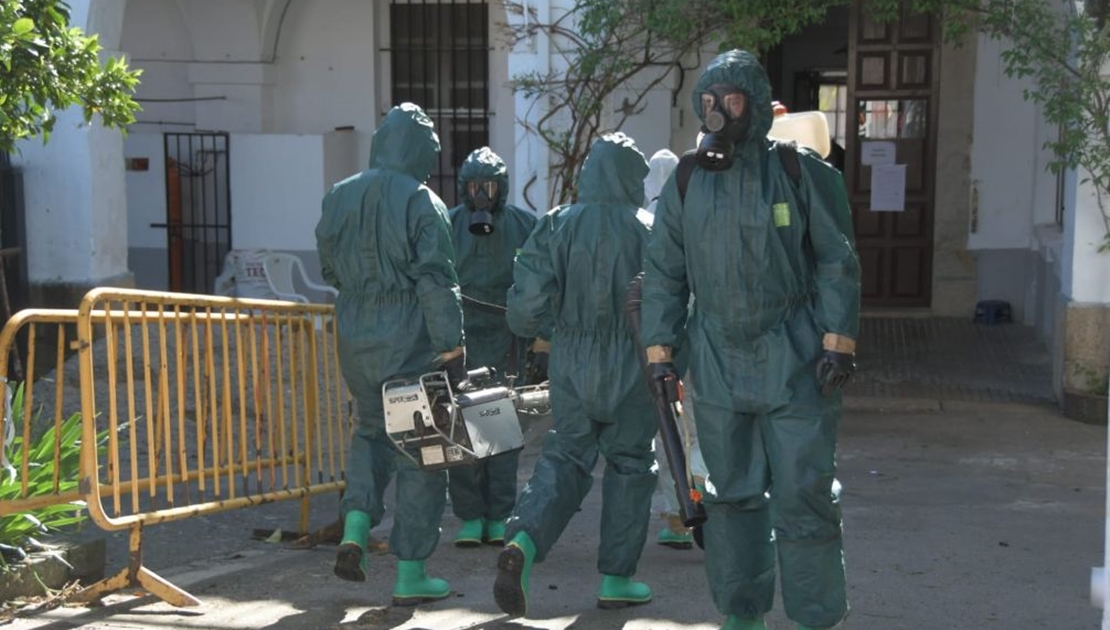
69 523 201 607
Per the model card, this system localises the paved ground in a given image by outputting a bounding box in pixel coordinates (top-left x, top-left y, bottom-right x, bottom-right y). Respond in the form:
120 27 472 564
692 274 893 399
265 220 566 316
845 316 1055 404
5 317 1108 629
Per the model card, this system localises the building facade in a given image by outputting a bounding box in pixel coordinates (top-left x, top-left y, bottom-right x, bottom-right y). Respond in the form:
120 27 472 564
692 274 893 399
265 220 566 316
11 0 1110 415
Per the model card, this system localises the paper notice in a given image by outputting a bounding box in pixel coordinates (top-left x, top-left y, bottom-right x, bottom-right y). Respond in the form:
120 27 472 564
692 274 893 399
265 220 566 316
861 141 896 165
870 164 906 212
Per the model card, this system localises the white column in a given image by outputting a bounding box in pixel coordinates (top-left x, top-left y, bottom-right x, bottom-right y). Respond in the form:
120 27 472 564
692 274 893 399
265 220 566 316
1063 173 1110 303
1102 363 1110 630
1080 56 1110 630
1069 86 1110 630
506 0 551 213
15 0 132 288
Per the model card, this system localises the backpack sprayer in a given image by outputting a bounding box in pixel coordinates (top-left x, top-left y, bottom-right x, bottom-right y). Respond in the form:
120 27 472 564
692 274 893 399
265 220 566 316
382 367 549 471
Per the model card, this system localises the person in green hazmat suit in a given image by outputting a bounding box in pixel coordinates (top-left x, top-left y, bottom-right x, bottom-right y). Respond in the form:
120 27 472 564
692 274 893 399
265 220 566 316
315 102 468 606
493 132 658 617
640 50 861 630
446 146 539 548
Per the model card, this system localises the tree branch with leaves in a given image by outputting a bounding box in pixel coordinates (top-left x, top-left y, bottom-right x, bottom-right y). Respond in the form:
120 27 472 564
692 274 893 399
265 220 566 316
0 0 141 153
505 0 1110 251
501 0 843 208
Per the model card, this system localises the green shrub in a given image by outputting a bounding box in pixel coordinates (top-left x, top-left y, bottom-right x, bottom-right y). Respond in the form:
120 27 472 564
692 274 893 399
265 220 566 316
0 383 97 552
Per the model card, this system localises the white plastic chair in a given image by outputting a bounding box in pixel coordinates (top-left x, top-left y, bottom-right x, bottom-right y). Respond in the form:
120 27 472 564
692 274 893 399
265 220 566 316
262 252 338 304
213 249 278 299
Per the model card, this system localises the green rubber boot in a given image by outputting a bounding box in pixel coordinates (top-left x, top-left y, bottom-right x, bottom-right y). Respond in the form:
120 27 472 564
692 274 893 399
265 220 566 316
597 574 653 609
391 560 450 606
484 519 506 546
494 531 536 617
334 510 370 582
720 615 767 630
454 518 484 548
657 527 694 550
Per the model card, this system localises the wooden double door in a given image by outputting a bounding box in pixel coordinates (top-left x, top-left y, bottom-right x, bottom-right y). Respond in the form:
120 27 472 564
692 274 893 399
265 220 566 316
844 1 941 308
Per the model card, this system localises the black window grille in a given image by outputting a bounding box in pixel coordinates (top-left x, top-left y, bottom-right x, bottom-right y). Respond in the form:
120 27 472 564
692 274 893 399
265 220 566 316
389 0 491 207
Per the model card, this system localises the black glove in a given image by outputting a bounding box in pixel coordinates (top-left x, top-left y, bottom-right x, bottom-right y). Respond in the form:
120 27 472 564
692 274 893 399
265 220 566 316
649 361 682 403
443 351 470 392
815 350 856 395
525 350 549 384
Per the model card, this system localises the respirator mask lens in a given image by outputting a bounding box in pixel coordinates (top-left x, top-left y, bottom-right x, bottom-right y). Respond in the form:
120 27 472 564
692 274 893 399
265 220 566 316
467 180 498 235
696 87 749 172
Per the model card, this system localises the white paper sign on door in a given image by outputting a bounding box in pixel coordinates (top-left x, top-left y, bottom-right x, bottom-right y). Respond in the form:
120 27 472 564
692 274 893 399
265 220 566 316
861 140 896 165
870 164 906 212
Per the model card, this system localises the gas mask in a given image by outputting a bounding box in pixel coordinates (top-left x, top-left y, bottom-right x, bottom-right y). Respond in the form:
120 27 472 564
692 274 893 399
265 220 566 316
466 179 499 235
696 84 751 171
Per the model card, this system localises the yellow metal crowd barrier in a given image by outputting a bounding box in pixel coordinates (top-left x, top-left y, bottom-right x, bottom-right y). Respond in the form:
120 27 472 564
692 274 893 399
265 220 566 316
0 309 86 514
0 288 353 607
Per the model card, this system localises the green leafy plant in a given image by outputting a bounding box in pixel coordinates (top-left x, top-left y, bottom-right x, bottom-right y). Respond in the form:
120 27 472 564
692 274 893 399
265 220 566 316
0 0 142 152
505 0 840 208
0 382 93 554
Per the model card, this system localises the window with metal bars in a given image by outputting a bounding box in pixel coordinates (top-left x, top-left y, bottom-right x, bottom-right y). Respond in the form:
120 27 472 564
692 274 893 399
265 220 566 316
389 0 490 207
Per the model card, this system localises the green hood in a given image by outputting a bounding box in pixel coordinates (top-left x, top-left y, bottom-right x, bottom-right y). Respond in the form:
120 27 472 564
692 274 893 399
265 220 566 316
456 146 510 210
367 102 440 182
692 50 774 148
577 132 649 205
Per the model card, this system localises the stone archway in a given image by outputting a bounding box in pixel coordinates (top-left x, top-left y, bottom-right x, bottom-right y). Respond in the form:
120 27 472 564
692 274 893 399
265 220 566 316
261 0 295 63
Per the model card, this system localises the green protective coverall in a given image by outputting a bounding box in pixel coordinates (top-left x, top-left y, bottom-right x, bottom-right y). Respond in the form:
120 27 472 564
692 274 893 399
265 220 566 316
447 147 537 524
504 132 657 576
641 50 861 628
315 103 463 561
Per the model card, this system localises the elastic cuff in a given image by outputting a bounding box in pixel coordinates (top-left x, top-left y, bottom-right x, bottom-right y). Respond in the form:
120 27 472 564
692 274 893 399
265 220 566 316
646 345 673 362
822 334 856 353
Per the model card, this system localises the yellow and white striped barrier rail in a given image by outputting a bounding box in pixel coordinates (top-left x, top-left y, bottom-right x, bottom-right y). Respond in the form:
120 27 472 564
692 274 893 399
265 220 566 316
0 288 353 607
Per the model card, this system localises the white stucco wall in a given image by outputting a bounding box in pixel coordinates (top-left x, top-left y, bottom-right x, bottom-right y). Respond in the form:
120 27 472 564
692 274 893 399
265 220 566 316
612 62 681 162
122 0 520 202
125 130 349 289
1065 177 1110 303
229 134 328 252
179 1 261 62
322 129 360 191
1060 52 1110 304
969 34 1059 251
124 133 167 250
121 0 196 130
17 114 97 282
617 87 676 162
188 64 273 133
107 0 534 286
271 1 379 136
14 0 130 286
